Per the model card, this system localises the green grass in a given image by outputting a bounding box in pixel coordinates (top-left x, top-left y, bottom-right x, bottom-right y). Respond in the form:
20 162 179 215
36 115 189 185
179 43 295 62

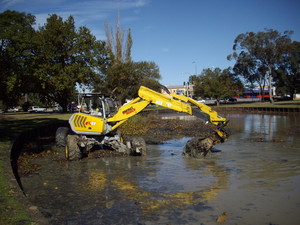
218 100 300 108
144 100 300 110
0 142 33 224
0 113 71 140
0 113 71 225
0 112 71 120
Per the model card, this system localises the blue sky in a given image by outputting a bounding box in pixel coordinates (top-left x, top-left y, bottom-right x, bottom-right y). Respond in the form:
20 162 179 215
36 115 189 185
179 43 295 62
1 0 300 86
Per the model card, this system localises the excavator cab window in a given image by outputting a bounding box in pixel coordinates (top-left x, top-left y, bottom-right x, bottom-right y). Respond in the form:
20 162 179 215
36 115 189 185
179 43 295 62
88 97 118 118
103 98 118 118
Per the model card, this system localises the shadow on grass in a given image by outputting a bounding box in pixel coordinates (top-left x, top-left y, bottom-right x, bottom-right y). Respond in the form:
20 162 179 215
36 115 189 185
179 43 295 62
0 118 66 141
275 102 300 106
5 118 68 196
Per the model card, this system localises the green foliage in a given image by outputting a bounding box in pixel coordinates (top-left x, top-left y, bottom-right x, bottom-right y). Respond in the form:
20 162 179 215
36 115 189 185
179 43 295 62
0 10 160 109
0 11 108 111
33 14 108 111
274 41 300 97
0 10 37 107
95 61 161 104
228 29 293 102
102 19 161 104
0 142 33 224
192 67 243 104
119 114 155 135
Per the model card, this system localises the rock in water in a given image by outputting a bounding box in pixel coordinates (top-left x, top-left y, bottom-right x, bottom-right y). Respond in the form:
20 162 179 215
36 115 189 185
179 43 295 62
183 137 213 158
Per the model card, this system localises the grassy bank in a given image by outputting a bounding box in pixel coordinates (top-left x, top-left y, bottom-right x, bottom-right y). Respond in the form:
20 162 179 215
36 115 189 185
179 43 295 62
217 100 300 108
0 113 71 225
0 142 34 224
144 100 300 112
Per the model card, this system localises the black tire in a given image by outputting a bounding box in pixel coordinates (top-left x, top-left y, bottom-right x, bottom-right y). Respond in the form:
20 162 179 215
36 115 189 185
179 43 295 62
130 137 146 156
55 127 69 147
66 134 82 160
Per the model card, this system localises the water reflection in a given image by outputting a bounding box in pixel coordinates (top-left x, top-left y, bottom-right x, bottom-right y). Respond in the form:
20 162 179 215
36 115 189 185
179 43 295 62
20 113 300 225
227 113 299 144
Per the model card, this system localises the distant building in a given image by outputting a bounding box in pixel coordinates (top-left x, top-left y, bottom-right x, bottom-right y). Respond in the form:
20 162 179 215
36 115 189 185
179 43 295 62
162 83 194 97
242 85 276 98
162 83 278 100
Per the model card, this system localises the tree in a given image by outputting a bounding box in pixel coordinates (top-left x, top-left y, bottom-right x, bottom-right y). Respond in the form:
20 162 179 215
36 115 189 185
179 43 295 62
0 10 36 107
101 16 161 104
228 29 293 103
192 67 243 106
134 61 161 91
94 60 160 104
33 14 108 111
274 41 300 98
104 13 130 65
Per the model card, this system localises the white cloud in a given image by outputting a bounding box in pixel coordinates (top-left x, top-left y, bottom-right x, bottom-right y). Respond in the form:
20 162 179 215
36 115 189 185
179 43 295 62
33 0 150 27
2 0 24 8
134 0 149 7
1 0 150 41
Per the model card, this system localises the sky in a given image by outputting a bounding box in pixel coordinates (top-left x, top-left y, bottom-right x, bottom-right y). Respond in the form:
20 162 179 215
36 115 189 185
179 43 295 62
1 0 300 86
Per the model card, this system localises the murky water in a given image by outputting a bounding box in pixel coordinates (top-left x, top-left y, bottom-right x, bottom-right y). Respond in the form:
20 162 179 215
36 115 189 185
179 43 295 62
20 113 300 225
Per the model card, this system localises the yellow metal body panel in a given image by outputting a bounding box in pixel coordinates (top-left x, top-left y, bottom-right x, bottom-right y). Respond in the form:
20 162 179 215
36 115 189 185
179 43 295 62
171 93 226 126
138 86 192 115
108 97 150 123
69 113 105 134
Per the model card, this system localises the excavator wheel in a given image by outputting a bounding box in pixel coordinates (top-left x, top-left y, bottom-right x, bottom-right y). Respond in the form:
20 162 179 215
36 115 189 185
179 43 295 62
129 137 146 156
55 127 69 148
183 137 214 158
66 134 83 160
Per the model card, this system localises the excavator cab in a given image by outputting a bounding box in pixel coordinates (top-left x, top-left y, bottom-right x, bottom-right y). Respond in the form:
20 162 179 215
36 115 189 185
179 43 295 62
77 93 118 118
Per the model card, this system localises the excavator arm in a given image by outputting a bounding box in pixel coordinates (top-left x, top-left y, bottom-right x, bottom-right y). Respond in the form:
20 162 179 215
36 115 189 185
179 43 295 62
108 86 230 144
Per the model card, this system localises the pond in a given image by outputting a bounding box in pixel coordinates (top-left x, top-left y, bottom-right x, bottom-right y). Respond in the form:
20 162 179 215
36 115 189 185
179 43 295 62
20 113 300 225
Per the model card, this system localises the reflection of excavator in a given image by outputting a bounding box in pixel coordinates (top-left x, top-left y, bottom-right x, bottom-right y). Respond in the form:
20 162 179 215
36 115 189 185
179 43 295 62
56 86 230 160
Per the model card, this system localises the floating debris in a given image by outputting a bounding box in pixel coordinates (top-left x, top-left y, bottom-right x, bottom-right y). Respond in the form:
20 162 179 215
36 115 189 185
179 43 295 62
216 212 228 223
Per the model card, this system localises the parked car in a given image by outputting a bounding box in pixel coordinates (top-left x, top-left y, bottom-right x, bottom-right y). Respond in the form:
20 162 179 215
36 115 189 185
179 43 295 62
5 107 19 112
28 106 46 113
227 98 237 103
197 98 206 103
53 105 63 112
219 98 226 104
67 103 79 112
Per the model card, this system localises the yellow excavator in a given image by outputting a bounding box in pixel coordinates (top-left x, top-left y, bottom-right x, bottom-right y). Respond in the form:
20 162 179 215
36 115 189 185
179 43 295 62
55 86 230 160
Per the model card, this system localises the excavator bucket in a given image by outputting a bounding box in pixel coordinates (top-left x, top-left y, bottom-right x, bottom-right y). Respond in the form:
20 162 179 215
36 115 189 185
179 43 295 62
183 128 228 158
183 137 214 158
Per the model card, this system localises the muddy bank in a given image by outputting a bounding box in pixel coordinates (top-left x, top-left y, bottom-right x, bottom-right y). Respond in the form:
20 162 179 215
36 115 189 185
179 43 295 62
120 113 215 144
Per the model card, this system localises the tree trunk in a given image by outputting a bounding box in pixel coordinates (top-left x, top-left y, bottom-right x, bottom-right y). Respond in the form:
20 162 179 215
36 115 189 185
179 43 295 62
258 81 264 102
289 90 295 100
268 66 274 103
